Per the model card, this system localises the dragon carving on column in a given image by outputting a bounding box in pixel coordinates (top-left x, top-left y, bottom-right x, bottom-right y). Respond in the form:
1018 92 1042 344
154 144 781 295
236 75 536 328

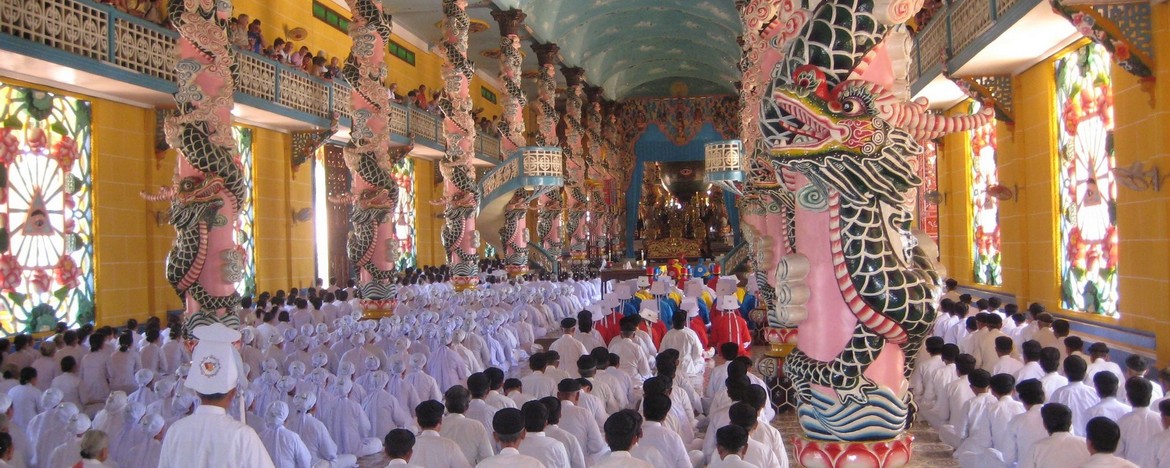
492 9 531 278
736 0 994 462
143 0 247 333
532 44 563 265
439 0 481 289
561 67 588 274
338 0 408 306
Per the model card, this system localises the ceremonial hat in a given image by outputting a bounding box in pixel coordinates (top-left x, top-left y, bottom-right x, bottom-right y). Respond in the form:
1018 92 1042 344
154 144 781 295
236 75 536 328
185 323 243 395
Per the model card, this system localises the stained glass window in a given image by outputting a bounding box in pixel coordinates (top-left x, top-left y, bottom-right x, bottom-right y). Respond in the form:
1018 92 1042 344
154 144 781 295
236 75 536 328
1056 43 1119 316
0 84 94 334
970 104 1002 286
233 127 256 298
918 140 940 245
391 157 416 269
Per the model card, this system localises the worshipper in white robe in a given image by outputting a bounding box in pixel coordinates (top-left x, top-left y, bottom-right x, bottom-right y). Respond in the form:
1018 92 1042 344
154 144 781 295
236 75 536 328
0 412 28 468
140 327 168 376
92 391 128 439
947 370 999 457
106 332 142 394
29 344 57 391
125 412 164 468
404 354 443 403
1116 377 1163 463
7 368 41 429
386 357 422 415
483 367 517 411
383 428 426 467
77 429 114 468
555 378 606 463
1019 403 1090 468
466 373 502 436
287 393 357 468
160 326 188 373
910 337 946 394
957 373 1024 468
1053 355 1103 436
639 394 696 468
411 400 473 468
537 396 586 468
1086 342 1125 382
975 314 1009 371
109 401 149 467
28 390 73 468
575 311 605 353
591 410 654 468
705 343 740 404
1085 372 1132 424
440 385 495 465
158 324 274 468
926 354 977 440
517 400 570 468
989 336 1025 377
51 356 83 408
917 344 959 420
364 370 416 437
259 401 313 468
1080 416 1139 467
127 369 157 406
320 378 370 456
549 318 589 379
999 379 1048 468
519 353 558 399
720 401 782 468
1015 341 1047 382
708 425 756 468
477 407 545 468
660 304 707 377
1143 399 1170 468
46 412 90 468
608 318 652 380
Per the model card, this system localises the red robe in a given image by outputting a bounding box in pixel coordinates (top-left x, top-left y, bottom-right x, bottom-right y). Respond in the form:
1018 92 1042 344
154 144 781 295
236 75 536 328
689 316 709 349
710 311 751 357
596 312 622 344
638 321 666 350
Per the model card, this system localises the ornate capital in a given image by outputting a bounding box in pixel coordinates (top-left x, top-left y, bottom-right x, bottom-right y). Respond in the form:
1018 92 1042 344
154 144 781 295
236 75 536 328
532 43 560 66
585 85 605 104
490 8 526 37
562 66 585 88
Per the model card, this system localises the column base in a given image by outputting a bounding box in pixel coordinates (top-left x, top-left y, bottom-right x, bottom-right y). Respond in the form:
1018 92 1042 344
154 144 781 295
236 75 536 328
452 275 479 291
793 434 914 468
506 264 529 278
360 299 396 320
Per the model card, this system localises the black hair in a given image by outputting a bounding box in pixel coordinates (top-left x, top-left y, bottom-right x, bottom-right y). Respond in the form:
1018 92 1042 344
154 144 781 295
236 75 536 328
18 367 36 384
485 367 505 390
415 400 445 429
988 297 1002 309
1064 355 1088 382
384 428 415 459
642 376 671 397
0 432 11 458
118 331 132 352
642 393 671 422
994 336 1013 354
968 369 991 389
1039 347 1062 373
1092 371 1119 398
602 410 642 452
672 310 686 330
60 355 76 373
955 354 977 377
1124 376 1153 408
925 336 944 355
1085 417 1121 453
1016 379 1045 406
444 385 470 414
1052 319 1070 336
1022 340 1042 362
1041 403 1073 434
528 353 547 371
539 396 562 425
467 373 490 398
715 425 749 455
941 344 960 363
990 373 1015 396
503 378 522 392
728 402 758 431
522 400 549 432
720 342 739 361
577 311 593 333
608 353 620 367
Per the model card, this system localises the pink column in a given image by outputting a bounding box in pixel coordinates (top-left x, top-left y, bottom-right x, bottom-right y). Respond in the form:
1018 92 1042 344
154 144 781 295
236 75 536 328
531 43 564 265
439 0 480 289
561 67 588 272
491 8 531 278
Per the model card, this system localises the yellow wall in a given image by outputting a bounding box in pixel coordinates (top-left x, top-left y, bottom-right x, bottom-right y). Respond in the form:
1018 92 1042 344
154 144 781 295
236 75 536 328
250 126 317 293
936 4 1170 362
413 158 445 267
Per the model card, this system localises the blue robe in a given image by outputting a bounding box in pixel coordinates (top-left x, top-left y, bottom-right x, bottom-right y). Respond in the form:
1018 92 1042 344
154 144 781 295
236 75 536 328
739 293 759 330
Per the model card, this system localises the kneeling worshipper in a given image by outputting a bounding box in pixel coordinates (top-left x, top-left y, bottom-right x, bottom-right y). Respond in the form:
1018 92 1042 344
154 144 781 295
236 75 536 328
383 428 424 467
159 323 275 468
710 295 752 358
477 407 545 468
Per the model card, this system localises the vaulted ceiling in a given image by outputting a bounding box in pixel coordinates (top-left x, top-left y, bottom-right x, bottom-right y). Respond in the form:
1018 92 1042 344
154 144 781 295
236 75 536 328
382 0 741 99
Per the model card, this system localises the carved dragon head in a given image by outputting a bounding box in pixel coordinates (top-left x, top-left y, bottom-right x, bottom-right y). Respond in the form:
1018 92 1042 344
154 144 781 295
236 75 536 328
166 175 226 229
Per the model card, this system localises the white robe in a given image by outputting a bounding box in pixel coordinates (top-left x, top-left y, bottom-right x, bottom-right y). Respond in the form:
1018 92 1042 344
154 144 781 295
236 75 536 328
1144 427 1170 468
660 328 706 376
639 421 690 468
125 438 162 468
558 400 606 461
1116 406 1162 463
410 430 472 468
475 447 544 468
159 405 274 468
320 395 369 455
363 389 414 438
260 424 313 468
1002 405 1047 468
7 384 40 428
546 424 586 468
1018 431 1089 468
1051 381 1101 436
440 413 494 465
517 431 571 468
403 369 443 403
47 437 82 468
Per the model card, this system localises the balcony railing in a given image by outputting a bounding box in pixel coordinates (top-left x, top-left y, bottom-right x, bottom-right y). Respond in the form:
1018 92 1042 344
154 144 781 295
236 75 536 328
0 0 502 160
910 0 1032 89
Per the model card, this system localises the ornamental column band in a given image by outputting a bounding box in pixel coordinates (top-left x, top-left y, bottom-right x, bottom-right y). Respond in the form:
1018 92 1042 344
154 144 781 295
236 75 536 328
491 8 532 277
439 0 481 290
584 85 608 261
144 0 246 333
341 0 406 311
531 43 564 268
560 66 588 274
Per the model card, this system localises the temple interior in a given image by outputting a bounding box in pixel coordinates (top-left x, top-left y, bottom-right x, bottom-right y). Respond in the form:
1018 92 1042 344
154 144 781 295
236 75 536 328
2 0 1170 466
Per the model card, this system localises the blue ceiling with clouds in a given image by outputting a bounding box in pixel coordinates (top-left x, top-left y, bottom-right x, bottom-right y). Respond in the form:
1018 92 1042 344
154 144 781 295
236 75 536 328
492 0 742 99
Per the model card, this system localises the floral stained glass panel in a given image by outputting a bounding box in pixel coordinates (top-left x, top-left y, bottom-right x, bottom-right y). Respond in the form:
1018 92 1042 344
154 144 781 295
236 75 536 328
971 111 1002 286
1055 43 1118 316
391 157 416 270
0 84 94 335
233 127 256 298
